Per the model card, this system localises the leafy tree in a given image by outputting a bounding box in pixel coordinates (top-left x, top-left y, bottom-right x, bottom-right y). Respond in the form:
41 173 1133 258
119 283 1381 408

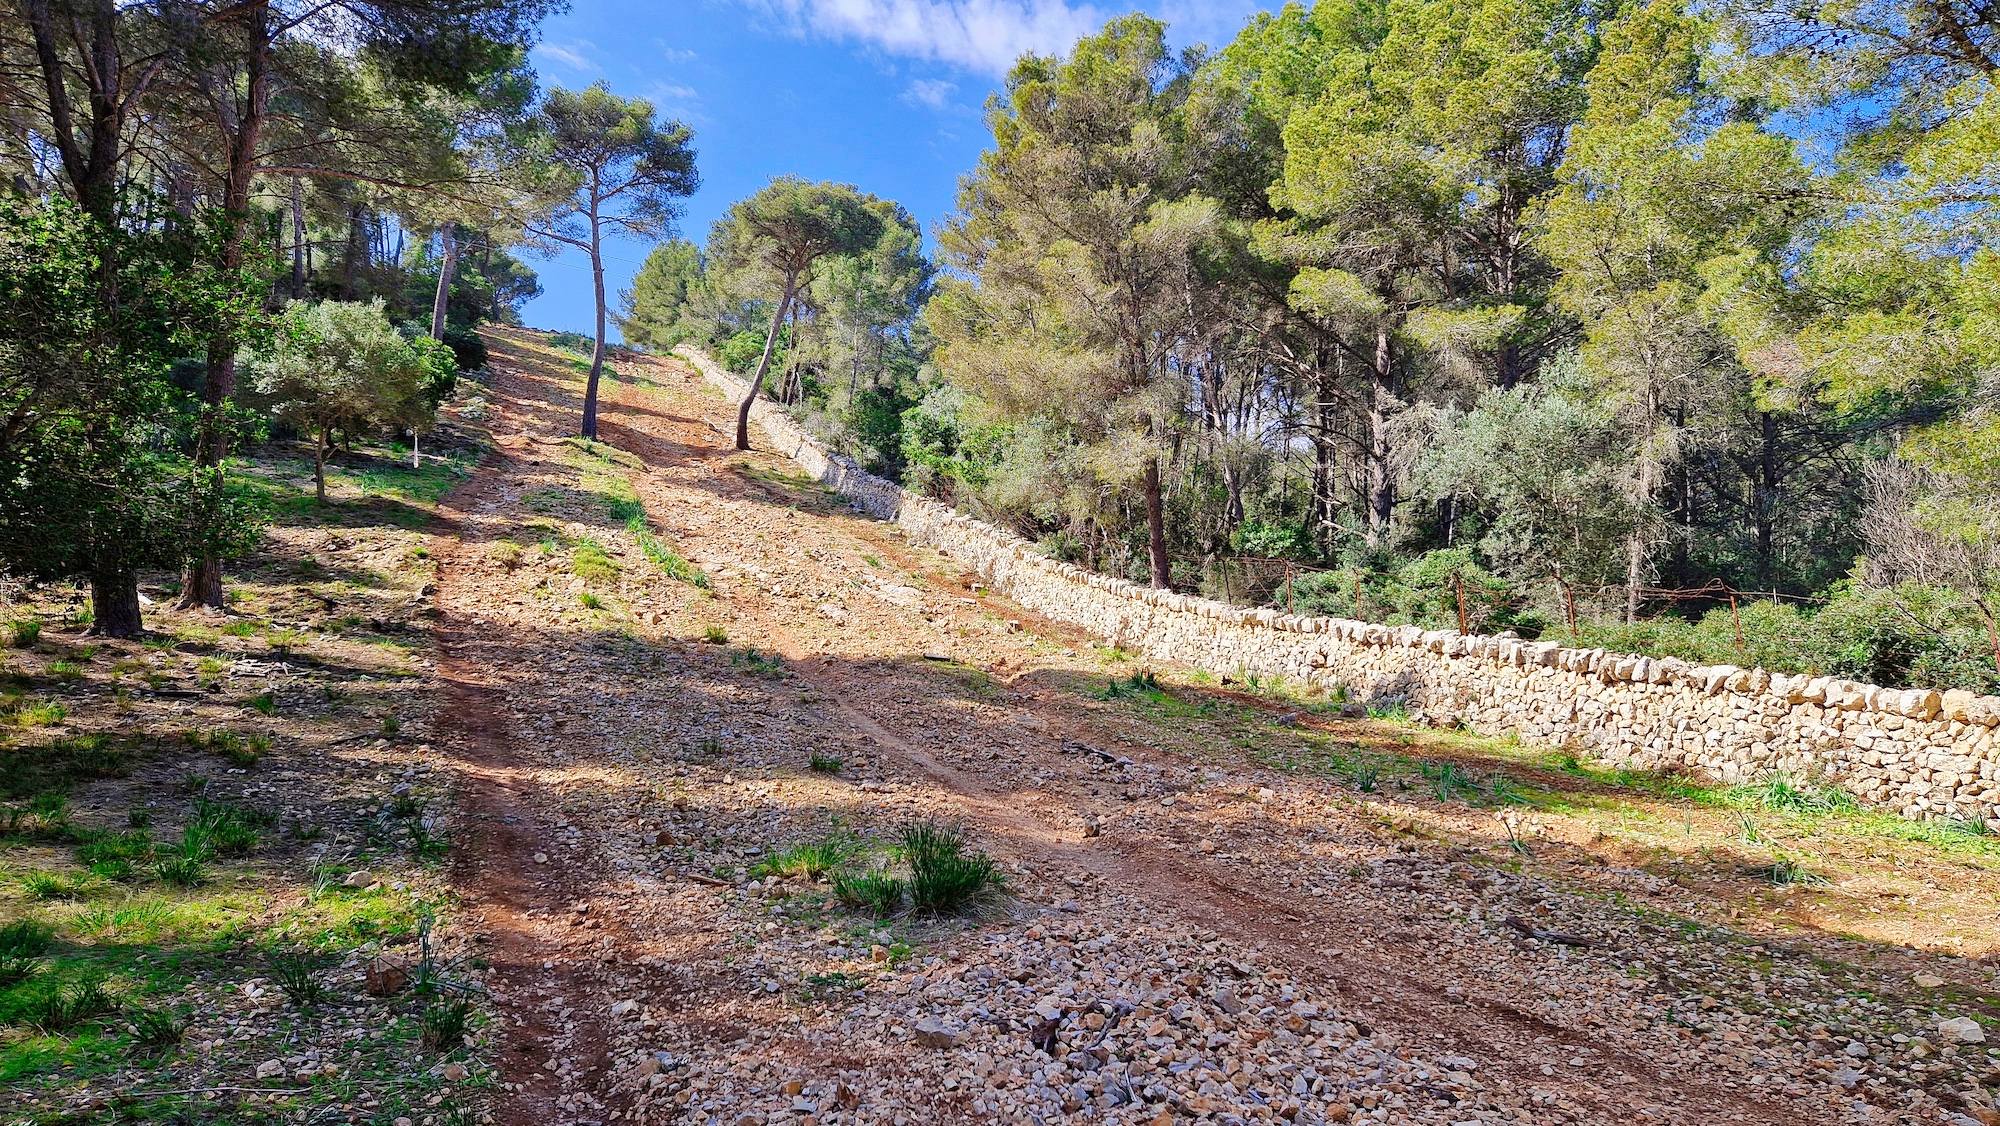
526 82 699 439
244 299 449 500
707 176 886 451
1539 0 1810 618
931 16 1209 588
619 239 706 351
0 198 259 637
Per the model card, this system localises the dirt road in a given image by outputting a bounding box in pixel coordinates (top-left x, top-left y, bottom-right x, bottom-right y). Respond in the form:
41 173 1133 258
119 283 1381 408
431 329 1985 1126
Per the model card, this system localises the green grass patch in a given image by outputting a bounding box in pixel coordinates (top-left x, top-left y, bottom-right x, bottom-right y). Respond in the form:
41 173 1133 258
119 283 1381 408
753 833 856 881
0 733 142 800
572 539 620 586
630 517 710 587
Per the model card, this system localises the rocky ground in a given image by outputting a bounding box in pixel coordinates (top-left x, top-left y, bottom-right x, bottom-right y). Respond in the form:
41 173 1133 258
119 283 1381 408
428 330 2000 1126
5 327 2000 1126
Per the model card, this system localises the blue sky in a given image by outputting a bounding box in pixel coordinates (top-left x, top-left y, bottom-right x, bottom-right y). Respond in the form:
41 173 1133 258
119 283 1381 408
518 0 1270 337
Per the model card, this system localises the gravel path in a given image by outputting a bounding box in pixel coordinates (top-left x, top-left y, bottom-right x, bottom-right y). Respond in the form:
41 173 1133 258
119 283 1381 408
433 329 2000 1126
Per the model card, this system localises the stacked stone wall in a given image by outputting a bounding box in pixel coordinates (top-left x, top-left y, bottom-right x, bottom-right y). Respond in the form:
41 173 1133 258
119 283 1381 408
677 345 2000 826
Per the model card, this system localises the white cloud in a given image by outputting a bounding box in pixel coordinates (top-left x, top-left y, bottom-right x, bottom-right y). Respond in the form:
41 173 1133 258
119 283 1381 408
743 0 1104 76
654 44 700 63
535 41 598 73
902 77 957 108
647 82 700 102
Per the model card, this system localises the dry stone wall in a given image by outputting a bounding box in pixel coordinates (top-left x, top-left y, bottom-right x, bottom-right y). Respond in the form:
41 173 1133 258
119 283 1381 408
677 345 2000 826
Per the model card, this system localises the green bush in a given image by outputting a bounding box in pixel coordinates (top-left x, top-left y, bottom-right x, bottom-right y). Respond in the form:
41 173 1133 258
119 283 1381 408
719 329 777 374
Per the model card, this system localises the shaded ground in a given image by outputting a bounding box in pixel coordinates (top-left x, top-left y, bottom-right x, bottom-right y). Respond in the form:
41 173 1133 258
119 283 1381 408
0 415 497 1124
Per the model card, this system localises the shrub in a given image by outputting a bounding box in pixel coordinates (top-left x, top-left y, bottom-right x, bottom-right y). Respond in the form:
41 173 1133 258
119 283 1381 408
9 620 39 647
808 752 844 774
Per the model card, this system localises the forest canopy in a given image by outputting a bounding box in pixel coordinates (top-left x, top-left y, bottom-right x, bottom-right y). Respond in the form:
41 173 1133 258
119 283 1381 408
625 0 2000 695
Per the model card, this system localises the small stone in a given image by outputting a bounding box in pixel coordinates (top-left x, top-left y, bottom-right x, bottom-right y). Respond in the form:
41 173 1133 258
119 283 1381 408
870 944 889 963
782 1079 805 1096
1843 1040 1869 1058
1939 1016 1987 1044
1913 972 1945 988
342 870 377 889
256 1059 284 1079
394 1119 413 1126
533 852 549 864
913 1016 960 1048
364 958 409 997
442 1062 467 1081
611 999 640 1018
1198 839 1216 854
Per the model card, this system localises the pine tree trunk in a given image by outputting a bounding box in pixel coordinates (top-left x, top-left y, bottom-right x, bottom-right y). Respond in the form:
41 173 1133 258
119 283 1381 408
341 203 366 299
177 0 271 612
430 224 458 340
1144 456 1171 590
581 209 607 440
89 570 143 639
315 425 329 504
290 175 307 298
736 283 795 451
1365 329 1397 548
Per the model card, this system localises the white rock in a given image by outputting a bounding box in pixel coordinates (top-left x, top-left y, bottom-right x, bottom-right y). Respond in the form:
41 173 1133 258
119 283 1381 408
1938 1016 1986 1044
256 1059 285 1078
342 870 377 889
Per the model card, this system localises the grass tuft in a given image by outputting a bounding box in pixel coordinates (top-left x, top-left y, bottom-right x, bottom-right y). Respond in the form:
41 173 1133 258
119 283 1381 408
1723 774 1857 817
21 976 118 1034
21 870 87 901
900 821 1004 917
419 995 474 1053
753 833 854 881
269 950 329 1007
126 1006 187 1056
832 870 906 918
153 855 207 888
